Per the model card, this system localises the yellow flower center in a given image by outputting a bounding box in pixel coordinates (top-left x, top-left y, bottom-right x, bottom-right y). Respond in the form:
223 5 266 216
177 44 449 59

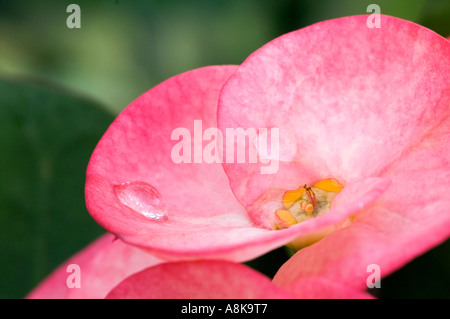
274 178 344 229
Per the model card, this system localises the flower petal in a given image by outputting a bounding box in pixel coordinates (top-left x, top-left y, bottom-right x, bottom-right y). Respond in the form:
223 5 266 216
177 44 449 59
86 66 269 261
218 15 450 218
26 233 161 299
106 260 291 299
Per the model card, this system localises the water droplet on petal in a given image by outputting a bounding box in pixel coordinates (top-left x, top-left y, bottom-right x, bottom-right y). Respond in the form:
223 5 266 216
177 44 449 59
114 181 168 221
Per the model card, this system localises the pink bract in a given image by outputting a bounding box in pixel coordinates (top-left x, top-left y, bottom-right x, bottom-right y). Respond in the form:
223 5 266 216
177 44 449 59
86 65 297 261
26 233 162 299
85 66 387 262
106 260 291 299
85 14 450 292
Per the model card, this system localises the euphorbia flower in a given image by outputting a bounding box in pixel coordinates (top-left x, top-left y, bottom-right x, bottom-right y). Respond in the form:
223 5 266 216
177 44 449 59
26 233 162 299
85 63 387 262
84 64 362 261
86 14 450 292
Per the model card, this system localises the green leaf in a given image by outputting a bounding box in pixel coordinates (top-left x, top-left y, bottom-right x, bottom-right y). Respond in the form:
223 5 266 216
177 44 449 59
0 76 114 298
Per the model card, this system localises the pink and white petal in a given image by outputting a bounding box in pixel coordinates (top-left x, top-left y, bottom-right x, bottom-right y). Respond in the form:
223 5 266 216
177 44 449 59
106 260 291 299
377 112 450 240
26 233 162 299
86 66 255 261
218 15 450 220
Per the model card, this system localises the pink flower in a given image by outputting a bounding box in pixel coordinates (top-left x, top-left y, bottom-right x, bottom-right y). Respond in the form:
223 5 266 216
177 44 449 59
85 14 450 291
27 234 371 299
26 233 162 299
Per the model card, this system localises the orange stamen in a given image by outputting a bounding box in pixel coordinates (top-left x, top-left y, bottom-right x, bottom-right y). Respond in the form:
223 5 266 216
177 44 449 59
304 185 317 206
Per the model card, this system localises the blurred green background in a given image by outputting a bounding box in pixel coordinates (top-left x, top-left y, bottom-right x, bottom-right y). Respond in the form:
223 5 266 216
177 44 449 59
0 0 449 299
